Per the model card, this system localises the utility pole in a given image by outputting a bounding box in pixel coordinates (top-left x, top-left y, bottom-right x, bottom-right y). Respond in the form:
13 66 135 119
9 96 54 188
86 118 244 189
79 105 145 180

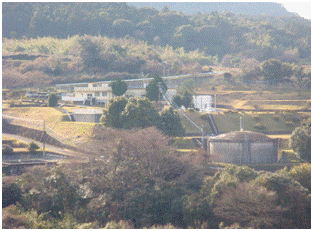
201 126 207 151
43 119 46 156
214 94 217 112
240 116 244 131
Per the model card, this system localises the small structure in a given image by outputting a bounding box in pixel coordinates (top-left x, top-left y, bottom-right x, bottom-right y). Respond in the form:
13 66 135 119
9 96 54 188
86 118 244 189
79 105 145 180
193 94 214 112
208 131 278 164
72 108 103 123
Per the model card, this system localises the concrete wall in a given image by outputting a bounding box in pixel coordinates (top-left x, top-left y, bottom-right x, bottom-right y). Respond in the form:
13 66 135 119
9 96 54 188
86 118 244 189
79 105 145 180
210 142 243 163
209 140 278 164
72 113 102 123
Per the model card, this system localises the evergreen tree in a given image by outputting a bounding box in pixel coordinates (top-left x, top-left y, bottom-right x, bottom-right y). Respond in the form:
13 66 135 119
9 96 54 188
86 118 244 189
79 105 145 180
100 96 128 128
290 118 311 162
111 78 128 96
182 91 193 109
159 107 185 136
48 93 58 107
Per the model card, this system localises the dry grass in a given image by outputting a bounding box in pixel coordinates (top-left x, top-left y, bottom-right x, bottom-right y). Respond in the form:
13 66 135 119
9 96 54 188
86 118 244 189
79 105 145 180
3 107 62 127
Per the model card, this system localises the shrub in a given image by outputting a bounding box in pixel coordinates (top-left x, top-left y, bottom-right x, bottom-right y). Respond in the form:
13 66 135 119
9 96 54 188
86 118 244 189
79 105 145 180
170 137 196 149
252 114 260 121
285 121 295 127
48 94 58 107
213 182 286 228
285 164 311 192
253 123 266 130
28 142 40 153
200 113 210 120
187 108 196 113
103 220 134 229
252 172 310 228
273 115 280 121
3 144 14 155
12 140 28 148
3 180 22 208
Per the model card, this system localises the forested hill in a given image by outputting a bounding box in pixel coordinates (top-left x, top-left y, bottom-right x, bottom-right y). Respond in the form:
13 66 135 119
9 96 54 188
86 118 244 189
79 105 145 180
127 2 295 17
3 2 311 60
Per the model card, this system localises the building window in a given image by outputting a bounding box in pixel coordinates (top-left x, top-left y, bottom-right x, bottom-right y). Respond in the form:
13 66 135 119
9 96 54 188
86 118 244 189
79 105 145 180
102 92 107 96
93 84 97 87
95 92 100 97
87 93 93 99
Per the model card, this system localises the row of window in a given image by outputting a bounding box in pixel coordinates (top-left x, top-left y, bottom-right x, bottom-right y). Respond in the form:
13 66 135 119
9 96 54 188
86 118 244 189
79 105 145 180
83 92 108 98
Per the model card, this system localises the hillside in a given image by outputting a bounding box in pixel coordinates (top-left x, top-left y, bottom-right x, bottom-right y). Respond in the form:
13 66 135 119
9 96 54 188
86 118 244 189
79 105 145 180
2 2 311 90
127 2 295 17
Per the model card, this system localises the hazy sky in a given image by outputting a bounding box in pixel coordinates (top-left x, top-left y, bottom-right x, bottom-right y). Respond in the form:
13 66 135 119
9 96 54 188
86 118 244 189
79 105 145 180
278 2 311 19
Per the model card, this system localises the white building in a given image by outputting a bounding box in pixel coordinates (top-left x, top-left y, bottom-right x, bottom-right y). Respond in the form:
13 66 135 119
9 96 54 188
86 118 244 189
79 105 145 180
60 81 176 105
193 94 215 112
57 72 218 105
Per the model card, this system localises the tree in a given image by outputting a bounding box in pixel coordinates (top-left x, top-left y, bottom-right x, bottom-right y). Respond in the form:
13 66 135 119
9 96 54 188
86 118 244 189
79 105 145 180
290 65 311 96
213 182 286 228
145 75 167 103
100 96 128 128
182 91 193 109
111 78 127 96
28 142 39 154
171 95 183 108
48 93 58 107
223 72 232 83
260 59 292 85
252 172 310 228
121 97 161 129
78 37 107 73
159 107 185 136
289 118 311 162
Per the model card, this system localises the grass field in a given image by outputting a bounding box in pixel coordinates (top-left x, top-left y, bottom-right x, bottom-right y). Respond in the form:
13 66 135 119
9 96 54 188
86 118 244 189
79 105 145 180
3 106 96 142
179 110 303 134
180 111 213 134
213 112 298 133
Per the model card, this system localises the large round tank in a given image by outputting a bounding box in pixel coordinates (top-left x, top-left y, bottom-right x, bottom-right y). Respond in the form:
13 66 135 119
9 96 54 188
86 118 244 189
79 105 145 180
208 131 278 164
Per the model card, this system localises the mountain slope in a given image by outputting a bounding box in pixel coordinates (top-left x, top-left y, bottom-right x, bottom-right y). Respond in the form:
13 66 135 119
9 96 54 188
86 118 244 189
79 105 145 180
127 2 295 17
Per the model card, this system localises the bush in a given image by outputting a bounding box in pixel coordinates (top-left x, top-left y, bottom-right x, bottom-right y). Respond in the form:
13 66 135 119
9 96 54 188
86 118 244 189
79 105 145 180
28 142 40 153
253 123 266 130
3 144 14 155
187 108 196 113
103 220 134 229
288 164 311 192
3 180 22 208
12 140 28 148
171 137 196 149
213 182 286 228
273 115 280 121
252 114 260 121
48 94 58 107
200 113 210 120
285 121 295 127
252 172 310 228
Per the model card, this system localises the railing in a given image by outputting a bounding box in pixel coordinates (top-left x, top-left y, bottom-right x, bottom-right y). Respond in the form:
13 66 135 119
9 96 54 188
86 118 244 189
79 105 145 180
74 86 111 92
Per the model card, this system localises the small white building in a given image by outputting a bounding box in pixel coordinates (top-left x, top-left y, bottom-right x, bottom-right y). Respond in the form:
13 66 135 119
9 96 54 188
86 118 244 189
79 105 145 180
193 94 214 112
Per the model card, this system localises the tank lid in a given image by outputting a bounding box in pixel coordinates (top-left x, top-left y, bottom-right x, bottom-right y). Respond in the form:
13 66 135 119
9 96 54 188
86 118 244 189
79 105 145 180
210 131 271 141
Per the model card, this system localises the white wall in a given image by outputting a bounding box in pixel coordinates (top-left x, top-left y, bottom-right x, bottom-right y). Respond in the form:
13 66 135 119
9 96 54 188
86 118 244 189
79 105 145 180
193 95 213 112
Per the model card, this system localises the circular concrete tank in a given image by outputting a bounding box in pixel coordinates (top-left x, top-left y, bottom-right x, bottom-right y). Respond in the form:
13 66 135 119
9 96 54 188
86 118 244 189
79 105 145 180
208 131 278 164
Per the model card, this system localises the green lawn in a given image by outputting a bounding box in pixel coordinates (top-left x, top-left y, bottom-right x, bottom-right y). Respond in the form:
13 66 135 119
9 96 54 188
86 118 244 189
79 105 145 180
180 111 213 134
213 112 298 133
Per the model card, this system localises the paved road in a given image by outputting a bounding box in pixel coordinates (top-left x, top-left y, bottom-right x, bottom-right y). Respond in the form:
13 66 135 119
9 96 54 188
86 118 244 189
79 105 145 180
3 133 82 158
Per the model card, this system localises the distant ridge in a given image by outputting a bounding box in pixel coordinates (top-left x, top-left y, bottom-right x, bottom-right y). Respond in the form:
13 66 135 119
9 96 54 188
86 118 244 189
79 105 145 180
127 2 296 17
